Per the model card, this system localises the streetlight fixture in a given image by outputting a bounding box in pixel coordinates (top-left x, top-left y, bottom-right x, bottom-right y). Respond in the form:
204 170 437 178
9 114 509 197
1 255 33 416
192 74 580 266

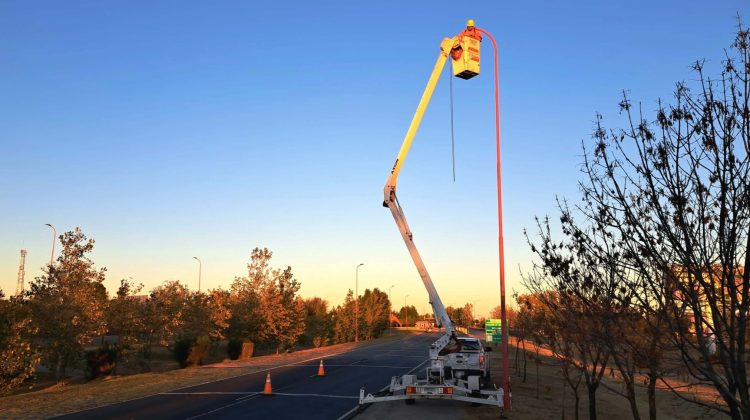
404 294 410 327
389 284 396 335
355 263 364 342
193 257 202 292
44 224 56 267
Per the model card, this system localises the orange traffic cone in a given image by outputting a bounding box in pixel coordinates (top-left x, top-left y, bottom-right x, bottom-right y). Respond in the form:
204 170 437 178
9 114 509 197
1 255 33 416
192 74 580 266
317 360 326 377
262 372 273 395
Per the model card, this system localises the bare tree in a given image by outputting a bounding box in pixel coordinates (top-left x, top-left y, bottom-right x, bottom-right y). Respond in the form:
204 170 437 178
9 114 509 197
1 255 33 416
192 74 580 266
577 22 750 417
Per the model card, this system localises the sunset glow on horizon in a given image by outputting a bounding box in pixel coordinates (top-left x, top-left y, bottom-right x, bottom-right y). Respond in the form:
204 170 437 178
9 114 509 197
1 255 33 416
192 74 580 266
2 1 748 318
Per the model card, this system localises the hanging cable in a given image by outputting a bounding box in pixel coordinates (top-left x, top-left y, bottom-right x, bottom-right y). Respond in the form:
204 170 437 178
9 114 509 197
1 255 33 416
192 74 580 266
449 63 456 182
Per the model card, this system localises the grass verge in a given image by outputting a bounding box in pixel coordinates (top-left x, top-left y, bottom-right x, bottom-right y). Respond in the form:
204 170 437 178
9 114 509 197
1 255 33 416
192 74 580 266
466 337 724 419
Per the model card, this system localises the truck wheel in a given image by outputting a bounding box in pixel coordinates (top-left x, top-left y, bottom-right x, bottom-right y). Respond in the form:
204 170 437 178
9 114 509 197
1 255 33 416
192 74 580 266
405 399 415 405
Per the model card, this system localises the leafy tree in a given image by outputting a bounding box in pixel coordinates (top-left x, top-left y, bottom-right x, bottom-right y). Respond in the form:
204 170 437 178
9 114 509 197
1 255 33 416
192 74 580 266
227 275 261 342
104 278 146 372
359 288 390 340
257 265 306 353
333 290 357 343
205 289 231 343
0 290 40 394
490 305 517 328
179 289 230 344
302 297 332 347
397 305 419 326
106 278 145 347
27 228 108 382
463 303 475 326
446 305 471 327
143 280 190 366
228 248 305 352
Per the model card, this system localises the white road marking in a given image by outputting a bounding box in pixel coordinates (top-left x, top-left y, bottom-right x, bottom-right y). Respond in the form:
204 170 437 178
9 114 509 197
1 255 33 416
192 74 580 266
164 392 258 395
182 336 431 419
164 391 356 399
336 358 431 420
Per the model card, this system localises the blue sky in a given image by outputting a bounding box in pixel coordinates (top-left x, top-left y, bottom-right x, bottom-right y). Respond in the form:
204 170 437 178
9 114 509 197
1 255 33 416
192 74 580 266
1 1 748 317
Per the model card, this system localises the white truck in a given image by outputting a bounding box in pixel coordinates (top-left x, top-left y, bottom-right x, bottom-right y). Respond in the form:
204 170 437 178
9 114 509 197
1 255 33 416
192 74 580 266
359 20 504 411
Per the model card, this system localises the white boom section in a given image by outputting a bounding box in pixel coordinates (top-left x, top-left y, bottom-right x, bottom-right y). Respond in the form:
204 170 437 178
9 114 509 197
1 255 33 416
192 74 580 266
383 37 456 347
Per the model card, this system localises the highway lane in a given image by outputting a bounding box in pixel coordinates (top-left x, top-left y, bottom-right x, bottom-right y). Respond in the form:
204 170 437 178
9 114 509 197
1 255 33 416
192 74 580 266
56 332 438 420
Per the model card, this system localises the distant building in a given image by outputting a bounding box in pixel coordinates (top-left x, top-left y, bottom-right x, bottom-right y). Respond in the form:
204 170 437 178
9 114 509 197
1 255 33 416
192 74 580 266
416 320 434 330
669 264 745 355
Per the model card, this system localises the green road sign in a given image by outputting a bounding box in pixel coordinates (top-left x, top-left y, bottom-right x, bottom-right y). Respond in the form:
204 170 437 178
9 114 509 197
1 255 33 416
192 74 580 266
485 319 503 343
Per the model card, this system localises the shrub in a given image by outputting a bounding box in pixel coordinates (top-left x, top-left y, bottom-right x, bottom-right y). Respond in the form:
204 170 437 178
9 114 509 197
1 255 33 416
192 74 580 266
312 336 328 348
85 344 123 379
133 344 152 372
227 338 254 360
173 336 210 368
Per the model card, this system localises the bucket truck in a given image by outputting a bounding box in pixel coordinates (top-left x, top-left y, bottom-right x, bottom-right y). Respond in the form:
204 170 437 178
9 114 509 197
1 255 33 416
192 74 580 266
359 20 504 410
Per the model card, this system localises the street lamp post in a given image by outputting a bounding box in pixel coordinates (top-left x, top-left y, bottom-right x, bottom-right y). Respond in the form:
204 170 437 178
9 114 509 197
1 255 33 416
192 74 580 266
471 26 511 409
193 257 202 292
355 263 364 343
469 300 480 328
44 224 56 267
404 294 410 327
388 284 396 335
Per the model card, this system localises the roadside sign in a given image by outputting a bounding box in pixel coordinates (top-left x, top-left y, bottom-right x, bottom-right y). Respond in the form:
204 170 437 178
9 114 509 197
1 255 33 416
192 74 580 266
485 319 502 343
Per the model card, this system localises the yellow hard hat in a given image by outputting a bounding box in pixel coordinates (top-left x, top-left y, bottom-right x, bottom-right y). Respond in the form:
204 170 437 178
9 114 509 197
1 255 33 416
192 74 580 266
467 19 475 28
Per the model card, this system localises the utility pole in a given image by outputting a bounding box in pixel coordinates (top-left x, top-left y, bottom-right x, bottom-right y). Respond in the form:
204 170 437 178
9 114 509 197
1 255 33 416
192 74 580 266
355 263 364 342
16 249 27 296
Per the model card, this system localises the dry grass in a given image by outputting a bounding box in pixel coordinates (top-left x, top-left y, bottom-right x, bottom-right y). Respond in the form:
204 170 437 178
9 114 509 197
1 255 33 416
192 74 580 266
0 333 414 419
467 338 725 419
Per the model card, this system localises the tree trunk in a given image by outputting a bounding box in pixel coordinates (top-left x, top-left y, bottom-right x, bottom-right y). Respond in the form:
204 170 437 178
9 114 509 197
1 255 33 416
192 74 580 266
587 383 598 420
561 376 566 420
625 380 641 420
574 392 580 420
647 372 657 420
522 341 528 382
55 357 66 383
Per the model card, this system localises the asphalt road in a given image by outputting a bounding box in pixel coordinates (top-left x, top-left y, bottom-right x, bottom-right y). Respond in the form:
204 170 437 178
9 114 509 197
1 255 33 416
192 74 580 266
56 332 438 420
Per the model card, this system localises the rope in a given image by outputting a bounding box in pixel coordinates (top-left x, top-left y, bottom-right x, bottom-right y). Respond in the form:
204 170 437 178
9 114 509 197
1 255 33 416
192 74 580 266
449 64 456 182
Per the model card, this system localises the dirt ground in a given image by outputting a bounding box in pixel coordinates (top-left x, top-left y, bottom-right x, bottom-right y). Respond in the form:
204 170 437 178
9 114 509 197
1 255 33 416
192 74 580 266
468 338 725 419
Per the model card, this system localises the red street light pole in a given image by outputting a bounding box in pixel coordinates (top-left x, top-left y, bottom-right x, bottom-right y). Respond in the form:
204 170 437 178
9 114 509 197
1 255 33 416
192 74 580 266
476 26 511 410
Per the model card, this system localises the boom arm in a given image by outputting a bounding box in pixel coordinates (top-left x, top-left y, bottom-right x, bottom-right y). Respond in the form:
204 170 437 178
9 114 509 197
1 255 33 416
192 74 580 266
363 22 507 411
383 37 457 336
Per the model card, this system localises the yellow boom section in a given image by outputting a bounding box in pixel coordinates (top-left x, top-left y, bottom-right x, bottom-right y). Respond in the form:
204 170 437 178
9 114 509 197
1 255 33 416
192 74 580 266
384 37 456 192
